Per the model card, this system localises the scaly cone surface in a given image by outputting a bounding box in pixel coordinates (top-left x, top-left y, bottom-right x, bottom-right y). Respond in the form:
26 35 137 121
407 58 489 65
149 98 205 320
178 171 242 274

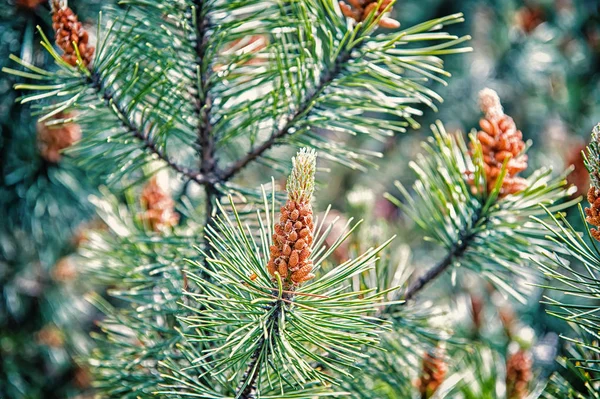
267 148 317 291
471 88 528 197
51 0 94 67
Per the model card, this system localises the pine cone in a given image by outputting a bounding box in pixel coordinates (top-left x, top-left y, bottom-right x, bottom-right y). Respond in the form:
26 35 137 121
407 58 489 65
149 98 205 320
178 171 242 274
416 346 447 398
514 6 545 34
37 112 82 163
469 88 528 197
37 325 65 348
585 187 600 242
51 0 95 67
267 149 317 290
506 349 533 399
338 0 400 29
52 257 78 282
16 0 46 9
139 177 180 232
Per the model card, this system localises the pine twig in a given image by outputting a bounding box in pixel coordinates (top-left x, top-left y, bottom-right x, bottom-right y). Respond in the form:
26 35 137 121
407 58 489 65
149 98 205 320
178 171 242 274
192 0 219 225
90 72 210 185
218 50 355 182
235 301 282 399
403 207 483 302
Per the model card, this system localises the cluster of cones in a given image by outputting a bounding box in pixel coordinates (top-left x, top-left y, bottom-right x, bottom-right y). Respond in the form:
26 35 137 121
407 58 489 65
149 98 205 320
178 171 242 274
469 89 529 197
139 177 180 232
338 0 400 29
415 346 447 398
37 112 81 163
267 149 317 289
267 200 315 288
51 0 94 67
506 349 533 399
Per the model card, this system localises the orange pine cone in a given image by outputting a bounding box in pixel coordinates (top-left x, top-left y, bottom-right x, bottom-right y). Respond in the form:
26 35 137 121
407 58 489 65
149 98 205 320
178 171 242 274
16 0 46 9
469 89 528 197
139 177 179 232
267 149 317 290
416 346 447 398
51 0 95 67
339 0 400 29
506 349 533 399
585 187 600 242
268 200 315 289
37 112 81 163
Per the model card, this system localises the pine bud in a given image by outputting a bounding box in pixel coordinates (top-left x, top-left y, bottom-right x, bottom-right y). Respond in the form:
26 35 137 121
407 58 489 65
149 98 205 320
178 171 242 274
37 325 65 348
585 124 600 193
37 112 81 163
51 0 95 67
584 125 600 241
585 186 600 242
267 148 317 289
416 346 447 398
51 257 77 282
139 176 180 232
468 88 528 197
506 349 533 399
16 0 46 9
339 0 400 29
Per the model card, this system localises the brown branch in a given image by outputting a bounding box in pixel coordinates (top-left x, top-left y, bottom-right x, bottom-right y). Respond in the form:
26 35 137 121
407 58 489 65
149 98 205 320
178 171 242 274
90 72 210 186
192 0 219 226
403 208 483 302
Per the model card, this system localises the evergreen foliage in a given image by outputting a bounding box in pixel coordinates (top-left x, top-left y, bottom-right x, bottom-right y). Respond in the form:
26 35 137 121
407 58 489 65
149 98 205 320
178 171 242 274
2 0 599 398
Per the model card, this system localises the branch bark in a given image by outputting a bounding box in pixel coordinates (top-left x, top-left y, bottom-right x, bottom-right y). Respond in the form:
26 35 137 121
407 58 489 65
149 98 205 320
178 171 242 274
193 0 219 226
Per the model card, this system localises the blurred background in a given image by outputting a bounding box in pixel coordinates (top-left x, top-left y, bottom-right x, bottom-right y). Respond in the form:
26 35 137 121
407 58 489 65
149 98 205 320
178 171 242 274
0 0 598 397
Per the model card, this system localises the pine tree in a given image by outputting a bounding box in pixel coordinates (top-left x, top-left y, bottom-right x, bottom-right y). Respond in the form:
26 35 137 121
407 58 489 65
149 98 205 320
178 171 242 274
0 1 109 397
3 0 591 398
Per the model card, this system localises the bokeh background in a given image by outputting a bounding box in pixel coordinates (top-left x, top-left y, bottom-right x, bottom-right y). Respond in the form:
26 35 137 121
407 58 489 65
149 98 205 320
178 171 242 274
0 0 599 397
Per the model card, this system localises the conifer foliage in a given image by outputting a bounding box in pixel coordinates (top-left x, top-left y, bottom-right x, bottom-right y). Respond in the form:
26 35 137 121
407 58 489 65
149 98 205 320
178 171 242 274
537 124 600 398
3 0 595 398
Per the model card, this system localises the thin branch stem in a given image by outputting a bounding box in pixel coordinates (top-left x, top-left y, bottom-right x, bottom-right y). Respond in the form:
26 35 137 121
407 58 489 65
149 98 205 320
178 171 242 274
90 72 210 185
403 207 484 302
218 49 355 182
192 0 219 229
236 300 282 399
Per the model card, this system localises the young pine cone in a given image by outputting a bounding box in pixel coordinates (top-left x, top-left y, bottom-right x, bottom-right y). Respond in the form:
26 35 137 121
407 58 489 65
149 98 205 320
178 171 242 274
506 349 533 399
37 112 81 163
585 187 600 242
16 0 46 9
339 0 400 29
469 88 528 197
139 176 179 232
51 0 95 67
416 346 447 399
267 148 317 290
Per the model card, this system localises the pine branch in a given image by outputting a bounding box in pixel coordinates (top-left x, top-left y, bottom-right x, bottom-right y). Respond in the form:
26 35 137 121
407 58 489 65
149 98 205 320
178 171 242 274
192 0 219 224
235 301 282 399
387 117 574 303
403 207 482 301
219 49 353 182
90 71 210 186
